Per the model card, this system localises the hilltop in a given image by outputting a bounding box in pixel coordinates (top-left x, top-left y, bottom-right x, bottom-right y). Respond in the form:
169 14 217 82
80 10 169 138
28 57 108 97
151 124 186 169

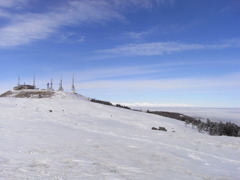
0 90 55 98
0 89 86 99
0 91 240 179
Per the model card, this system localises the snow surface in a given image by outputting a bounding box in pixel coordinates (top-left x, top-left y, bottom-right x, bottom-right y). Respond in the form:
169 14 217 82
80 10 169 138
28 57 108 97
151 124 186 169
1 92 240 179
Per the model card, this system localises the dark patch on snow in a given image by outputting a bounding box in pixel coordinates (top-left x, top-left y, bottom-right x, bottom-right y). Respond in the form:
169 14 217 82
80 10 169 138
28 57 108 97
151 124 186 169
152 126 167 131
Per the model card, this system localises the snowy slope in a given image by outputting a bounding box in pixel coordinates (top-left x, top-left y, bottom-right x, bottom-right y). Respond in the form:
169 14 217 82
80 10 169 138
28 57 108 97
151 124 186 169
0 93 240 179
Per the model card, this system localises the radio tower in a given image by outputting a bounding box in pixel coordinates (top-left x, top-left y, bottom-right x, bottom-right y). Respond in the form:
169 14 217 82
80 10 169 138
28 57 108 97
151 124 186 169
17 76 20 86
58 76 64 91
71 74 76 93
33 75 35 88
50 78 53 91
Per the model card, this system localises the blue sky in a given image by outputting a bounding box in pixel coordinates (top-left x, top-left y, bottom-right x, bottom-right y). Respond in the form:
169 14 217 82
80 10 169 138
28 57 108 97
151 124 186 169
0 0 240 107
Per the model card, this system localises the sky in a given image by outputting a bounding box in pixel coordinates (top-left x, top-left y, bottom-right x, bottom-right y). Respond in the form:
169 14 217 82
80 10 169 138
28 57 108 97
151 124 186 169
0 0 240 108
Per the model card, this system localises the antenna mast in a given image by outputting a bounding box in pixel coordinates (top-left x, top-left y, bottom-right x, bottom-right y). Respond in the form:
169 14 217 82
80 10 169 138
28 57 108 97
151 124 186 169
71 74 76 93
58 76 64 91
17 76 20 86
33 75 35 88
50 78 53 91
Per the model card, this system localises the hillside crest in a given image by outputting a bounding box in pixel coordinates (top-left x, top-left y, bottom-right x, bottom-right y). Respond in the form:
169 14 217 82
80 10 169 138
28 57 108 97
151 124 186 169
0 89 86 100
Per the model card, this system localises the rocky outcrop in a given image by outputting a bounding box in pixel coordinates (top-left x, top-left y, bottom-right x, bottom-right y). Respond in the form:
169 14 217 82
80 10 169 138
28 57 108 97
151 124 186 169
152 126 167 131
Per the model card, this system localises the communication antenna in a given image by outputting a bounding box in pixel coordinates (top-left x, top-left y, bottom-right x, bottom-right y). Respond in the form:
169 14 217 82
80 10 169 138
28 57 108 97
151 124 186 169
17 76 20 86
58 76 64 91
33 75 35 88
50 78 53 91
71 74 76 93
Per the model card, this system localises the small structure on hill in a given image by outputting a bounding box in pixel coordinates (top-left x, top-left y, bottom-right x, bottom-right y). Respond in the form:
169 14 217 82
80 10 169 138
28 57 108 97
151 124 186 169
10 75 77 93
13 76 37 90
47 79 54 91
13 84 35 90
1 74 79 98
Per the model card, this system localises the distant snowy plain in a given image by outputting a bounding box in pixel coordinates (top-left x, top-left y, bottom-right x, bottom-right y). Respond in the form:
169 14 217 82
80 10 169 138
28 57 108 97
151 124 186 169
1 92 240 179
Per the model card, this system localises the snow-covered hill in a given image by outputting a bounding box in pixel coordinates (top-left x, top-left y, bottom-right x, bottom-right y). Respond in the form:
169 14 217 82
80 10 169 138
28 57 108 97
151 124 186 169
0 92 240 179
0 89 87 100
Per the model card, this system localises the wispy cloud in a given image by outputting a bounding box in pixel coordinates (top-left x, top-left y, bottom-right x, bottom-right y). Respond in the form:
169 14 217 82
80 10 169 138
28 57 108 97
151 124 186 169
79 73 240 93
77 65 169 81
125 31 151 40
97 39 240 57
108 0 174 10
122 24 189 41
0 0 28 8
0 0 171 48
218 2 240 14
122 27 158 41
0 1 122 47
56 60 240 82
0 15 56 47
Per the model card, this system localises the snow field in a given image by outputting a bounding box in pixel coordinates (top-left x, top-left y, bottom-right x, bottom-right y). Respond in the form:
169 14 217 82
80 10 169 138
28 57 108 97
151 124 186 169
0 95 240 179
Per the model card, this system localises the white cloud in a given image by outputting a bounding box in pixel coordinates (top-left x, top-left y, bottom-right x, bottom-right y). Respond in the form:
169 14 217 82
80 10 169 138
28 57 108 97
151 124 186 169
98 39 240 57
98 42 203 56
0 15 56 47
78 73 240 93
0 0 171 48
123 27 158 41
77 36 86 42
0 1 124 47
77 65 169 81
0 9 10 17
112 0 172 7
110 0 173 10
0 0 28 8
57 60 240 83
